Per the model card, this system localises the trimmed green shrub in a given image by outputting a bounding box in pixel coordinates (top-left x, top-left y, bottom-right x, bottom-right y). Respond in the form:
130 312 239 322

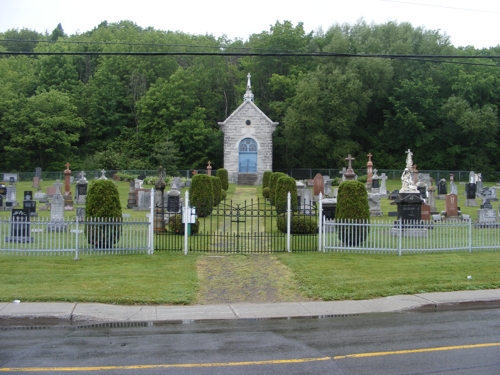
331 177 341 186
220 189 227 201
189 174 214 217
275 175 298 215
269 172 286 206
335 180 370 246
277 214 318 234
262 171 272 190
211 176 222 206
262 187 270 199
168 214 200 235
357 175 367 183
85 179 122 248
216 168 229 191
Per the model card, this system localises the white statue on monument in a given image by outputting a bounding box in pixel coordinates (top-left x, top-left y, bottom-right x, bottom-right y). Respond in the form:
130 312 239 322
400 149 418 193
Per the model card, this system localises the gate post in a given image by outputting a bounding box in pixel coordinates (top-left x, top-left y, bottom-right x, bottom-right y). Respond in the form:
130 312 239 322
287 192 291 252
184 190 189 255
318 192 323 252
148 188 154 255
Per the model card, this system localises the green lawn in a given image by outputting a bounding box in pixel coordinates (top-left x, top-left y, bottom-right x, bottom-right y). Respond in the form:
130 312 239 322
0 178 498 305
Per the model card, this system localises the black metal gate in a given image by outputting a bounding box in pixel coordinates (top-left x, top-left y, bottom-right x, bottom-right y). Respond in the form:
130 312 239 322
154 197 319 253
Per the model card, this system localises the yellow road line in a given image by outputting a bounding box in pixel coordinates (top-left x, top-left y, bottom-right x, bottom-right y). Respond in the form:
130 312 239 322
2 343 499 372
334 342 500 360
0 357 332 372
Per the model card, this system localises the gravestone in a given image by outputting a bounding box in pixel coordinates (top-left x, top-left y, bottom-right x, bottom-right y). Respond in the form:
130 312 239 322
134 189 152 211
299 189 313 215
416 182 427 199
366 153 373 189
394 150 423 222
323 176 332 197
47 180 67 232
0 184 6 197
388 189 399 200
437 179 447 199
6 184 17 207
23 199 36 216
6 209 33 243
449 175 458 195
313 173 324 199
465 182 477 206
322 197 336 220
476 208 497 227
75 171 88 205
379 173 388 196
395 193 423 222
427 186 438 213
368 193 383 216
3 173 18 183
99 169 107 180
344 154 356 180
421 203 431 221
127 179 137 209
63 162 73 209
338 167 346 182
445 194 459 217
0 195 3 210
76 207 86 219
371 171 380 192
476 173 483 196
166 190 181 213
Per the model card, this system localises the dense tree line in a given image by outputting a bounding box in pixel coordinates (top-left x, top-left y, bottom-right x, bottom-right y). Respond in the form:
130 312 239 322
0 20 499 172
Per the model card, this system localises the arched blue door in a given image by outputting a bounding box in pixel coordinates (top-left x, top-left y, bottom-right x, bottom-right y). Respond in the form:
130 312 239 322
238 138 257 173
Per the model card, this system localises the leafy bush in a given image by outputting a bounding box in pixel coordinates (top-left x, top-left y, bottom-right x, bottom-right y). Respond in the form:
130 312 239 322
357 175 367 183
335 180 370 246
269 172 286 205
114 172 138 181
211 176 222 206
331 177 341 186
168 214 199 234
220 189 227 201
277 214 318 234
263 187 270 199
85 179 122 248
275 175 298 215
189 174 214 217
262 171 272 190
216 168 229 191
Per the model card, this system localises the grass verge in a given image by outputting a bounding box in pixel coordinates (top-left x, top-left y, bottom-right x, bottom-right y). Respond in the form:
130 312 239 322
276 251 500 300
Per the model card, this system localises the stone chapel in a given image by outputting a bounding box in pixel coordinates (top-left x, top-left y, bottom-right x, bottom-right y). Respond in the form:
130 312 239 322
218 74 278 185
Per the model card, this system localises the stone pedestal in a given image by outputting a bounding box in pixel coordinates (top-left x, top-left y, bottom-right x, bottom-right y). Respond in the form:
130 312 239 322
394 192 424 223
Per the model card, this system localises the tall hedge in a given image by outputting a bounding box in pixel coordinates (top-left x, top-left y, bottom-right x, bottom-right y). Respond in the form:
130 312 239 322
85 179 122 248
262 170 272 198
269 172 286 205
275 175 298 215
210 176 222 206
335 180 370 246
216 168 229 191
189 174 214 217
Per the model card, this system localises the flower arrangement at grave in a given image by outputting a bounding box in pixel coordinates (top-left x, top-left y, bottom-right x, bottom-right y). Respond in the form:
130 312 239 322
84 180 122 248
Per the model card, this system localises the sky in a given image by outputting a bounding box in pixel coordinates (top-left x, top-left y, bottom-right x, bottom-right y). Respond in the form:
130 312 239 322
1 0 499 49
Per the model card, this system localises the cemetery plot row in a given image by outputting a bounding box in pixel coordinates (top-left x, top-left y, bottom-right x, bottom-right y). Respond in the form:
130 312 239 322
0 217 151 256
322 219 500 254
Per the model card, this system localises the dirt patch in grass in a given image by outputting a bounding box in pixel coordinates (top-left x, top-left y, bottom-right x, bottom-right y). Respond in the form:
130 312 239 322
196 254 310 304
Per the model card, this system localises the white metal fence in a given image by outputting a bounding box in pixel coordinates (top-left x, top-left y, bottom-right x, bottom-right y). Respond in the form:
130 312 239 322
0 217 152 257
321 218 500 255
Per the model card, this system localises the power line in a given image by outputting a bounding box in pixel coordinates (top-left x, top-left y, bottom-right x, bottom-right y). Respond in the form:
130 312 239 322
380 0 500 14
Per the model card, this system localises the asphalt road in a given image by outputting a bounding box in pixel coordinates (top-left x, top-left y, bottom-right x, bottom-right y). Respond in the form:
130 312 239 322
1 307 499 374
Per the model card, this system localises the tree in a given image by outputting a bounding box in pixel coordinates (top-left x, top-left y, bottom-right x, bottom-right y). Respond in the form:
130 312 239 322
2 90 85 169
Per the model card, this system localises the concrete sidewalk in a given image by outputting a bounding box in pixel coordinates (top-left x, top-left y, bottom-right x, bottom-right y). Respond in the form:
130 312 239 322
1 289 500 324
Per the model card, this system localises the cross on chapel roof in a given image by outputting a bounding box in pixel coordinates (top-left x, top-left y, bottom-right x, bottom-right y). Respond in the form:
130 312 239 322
243 73 254 102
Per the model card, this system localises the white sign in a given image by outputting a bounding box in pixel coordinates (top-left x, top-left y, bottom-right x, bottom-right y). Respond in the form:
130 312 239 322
182 206 196 224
